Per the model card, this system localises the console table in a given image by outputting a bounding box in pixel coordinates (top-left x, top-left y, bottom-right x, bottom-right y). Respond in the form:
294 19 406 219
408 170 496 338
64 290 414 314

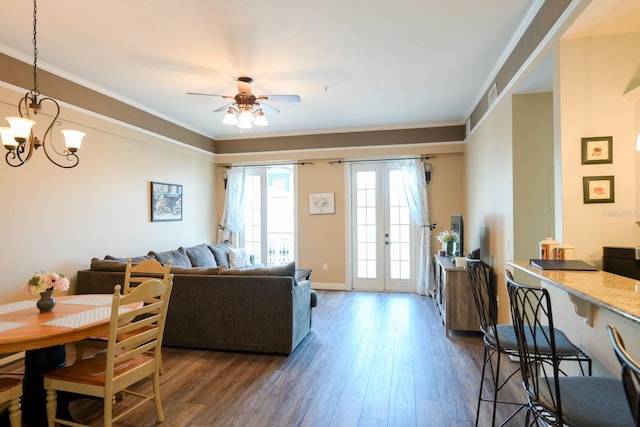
434 255 480 337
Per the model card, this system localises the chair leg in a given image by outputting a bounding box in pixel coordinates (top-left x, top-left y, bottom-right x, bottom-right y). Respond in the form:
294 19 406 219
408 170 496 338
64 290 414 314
153 371 165 422
104 393 113 427
8 395 20 427
45 389 57 427
475 343 490 427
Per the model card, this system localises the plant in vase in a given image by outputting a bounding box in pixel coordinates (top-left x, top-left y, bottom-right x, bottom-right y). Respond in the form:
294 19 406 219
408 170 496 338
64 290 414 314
437 230 459 256
22 272 70 312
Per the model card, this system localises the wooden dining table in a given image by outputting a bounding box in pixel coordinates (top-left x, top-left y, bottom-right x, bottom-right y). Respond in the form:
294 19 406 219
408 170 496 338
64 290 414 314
0 293 135 427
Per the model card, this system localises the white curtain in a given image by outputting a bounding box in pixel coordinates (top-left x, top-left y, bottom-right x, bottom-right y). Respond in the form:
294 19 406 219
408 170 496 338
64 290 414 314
399 159 432 295
217 168 246 242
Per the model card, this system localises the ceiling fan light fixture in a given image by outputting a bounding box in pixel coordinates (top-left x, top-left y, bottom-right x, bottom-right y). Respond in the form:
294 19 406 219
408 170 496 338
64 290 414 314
222 109 239 125
237 120 253 130
253 111 268 127
239 110 254 123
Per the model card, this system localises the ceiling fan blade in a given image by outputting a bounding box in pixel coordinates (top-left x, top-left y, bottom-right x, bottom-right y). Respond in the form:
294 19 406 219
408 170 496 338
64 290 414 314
187 92 234 99
257 94 301 102
213 102 235 113
255 102 280 115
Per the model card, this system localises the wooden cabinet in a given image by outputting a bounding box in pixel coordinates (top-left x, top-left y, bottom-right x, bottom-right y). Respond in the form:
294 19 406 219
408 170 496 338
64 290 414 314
434 255 480 337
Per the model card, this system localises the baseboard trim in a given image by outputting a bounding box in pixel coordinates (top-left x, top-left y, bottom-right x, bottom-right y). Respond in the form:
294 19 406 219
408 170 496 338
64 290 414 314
311 282 349 291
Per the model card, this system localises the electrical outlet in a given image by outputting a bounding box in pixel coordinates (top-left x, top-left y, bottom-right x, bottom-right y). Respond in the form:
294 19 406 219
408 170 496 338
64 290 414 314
323 263 328 270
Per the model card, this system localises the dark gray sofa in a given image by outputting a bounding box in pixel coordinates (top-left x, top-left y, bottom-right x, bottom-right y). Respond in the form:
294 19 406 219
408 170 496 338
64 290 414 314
75 243 315 355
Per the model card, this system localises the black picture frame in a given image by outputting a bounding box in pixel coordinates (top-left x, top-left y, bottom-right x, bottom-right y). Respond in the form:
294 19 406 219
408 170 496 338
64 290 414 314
150 181 183 221
581 136 613 164
582 175 614 204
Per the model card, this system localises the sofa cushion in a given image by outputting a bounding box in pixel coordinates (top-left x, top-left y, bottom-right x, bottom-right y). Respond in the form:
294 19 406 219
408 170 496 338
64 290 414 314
91 258 128 272
208 242 232 267
229 248 251 269
219 261 296 277
149 248 192 268
104 254 154 264
170 266 220 275
182 243 218 268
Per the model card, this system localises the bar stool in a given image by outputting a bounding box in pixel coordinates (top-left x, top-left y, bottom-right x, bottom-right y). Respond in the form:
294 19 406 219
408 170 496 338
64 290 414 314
607 325 640 425
466 256 592 426
507 275 632 426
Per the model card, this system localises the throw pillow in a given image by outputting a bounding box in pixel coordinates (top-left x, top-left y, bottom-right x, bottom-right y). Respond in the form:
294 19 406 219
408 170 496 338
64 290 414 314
208 242 232 268
220 261 296 277
229 248 251 269
182 243 218 268
148 248 192 268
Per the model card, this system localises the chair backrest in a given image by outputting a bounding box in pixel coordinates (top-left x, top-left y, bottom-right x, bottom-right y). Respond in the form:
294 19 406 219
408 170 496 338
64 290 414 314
105 278 173 386
123 258 172 294
466 257 497 339
607 325 640 427
506 273 563 425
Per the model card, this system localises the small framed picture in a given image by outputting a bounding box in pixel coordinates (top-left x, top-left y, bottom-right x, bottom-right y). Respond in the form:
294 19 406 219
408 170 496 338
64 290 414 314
583 176 614 204
581 136 612 164
309 192 335 215
151 181 183 221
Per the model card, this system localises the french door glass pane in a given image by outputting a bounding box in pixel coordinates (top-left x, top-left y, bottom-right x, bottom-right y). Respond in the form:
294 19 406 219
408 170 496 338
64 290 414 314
356 170 377 279
388 170 410 279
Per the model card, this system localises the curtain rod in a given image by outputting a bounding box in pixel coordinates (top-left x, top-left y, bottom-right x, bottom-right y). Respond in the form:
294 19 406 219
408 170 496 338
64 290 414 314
328 155 436 165
220 161 314 168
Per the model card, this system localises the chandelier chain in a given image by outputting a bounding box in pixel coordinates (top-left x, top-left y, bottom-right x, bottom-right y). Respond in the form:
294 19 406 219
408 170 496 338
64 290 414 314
31 0 40 98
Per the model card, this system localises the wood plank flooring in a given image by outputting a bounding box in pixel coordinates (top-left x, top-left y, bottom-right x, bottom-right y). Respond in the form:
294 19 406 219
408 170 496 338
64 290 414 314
56 291 526 426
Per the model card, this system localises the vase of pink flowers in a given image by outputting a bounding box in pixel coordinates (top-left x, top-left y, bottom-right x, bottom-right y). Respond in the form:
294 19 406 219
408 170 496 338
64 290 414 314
23 272 70 313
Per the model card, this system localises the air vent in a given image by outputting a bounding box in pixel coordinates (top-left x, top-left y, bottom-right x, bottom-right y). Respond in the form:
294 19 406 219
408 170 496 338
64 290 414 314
488 83 498 107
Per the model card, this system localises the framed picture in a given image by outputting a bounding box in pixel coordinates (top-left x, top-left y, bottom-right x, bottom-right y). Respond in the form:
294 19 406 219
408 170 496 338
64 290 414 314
151 181 183 221
309 192 335 215
581 136 612 164
583 176 614 204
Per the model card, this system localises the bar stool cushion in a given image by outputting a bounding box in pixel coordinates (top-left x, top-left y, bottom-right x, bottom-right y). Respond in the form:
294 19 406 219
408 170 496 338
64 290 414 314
494 324 585 356
541 376 634 427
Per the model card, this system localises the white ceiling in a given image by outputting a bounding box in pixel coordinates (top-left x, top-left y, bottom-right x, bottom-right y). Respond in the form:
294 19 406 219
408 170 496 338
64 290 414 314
0 1 637 142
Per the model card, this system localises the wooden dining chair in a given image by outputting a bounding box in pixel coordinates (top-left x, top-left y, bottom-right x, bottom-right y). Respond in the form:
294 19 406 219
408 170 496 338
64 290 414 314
607 325 640 426
507 276 632 426
0 376 22 427
75 258 172 374
44 278 173 427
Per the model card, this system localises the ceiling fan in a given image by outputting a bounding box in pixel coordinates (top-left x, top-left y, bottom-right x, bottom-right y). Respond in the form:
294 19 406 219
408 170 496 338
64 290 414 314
188 77 301 129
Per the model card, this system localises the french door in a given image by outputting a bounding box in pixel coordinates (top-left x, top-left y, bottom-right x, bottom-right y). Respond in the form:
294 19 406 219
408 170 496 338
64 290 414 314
350 163 416 292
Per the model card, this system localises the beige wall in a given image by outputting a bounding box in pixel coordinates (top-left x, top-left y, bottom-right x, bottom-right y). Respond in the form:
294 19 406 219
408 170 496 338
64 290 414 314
513 92 555 263
465 96 514 322
0 85 217 303
215 143 466 289
559 33 640 263
466 28 640 375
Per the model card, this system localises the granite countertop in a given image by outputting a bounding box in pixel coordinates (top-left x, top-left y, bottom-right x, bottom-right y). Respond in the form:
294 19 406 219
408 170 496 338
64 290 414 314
508 260 640 325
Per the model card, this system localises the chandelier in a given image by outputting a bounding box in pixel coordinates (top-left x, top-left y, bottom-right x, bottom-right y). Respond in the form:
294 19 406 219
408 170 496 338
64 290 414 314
221 95 269 130
0 0 85 168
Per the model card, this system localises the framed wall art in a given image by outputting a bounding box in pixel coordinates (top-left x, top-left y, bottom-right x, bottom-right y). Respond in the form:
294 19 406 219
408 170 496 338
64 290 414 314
582 175 614 204
581 136 612 164
151 181 183 221
309 192 335 215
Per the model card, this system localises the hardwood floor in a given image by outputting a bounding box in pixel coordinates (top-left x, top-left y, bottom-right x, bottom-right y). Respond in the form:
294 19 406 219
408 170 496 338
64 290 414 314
59 291 525 426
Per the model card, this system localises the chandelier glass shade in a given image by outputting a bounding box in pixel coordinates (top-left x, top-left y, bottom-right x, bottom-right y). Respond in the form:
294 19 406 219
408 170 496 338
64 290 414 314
1 0 85 169
222 107 268 129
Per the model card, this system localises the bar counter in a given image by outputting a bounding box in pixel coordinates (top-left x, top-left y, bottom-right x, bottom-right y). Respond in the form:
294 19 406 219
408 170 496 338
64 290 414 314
507 260 640 325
